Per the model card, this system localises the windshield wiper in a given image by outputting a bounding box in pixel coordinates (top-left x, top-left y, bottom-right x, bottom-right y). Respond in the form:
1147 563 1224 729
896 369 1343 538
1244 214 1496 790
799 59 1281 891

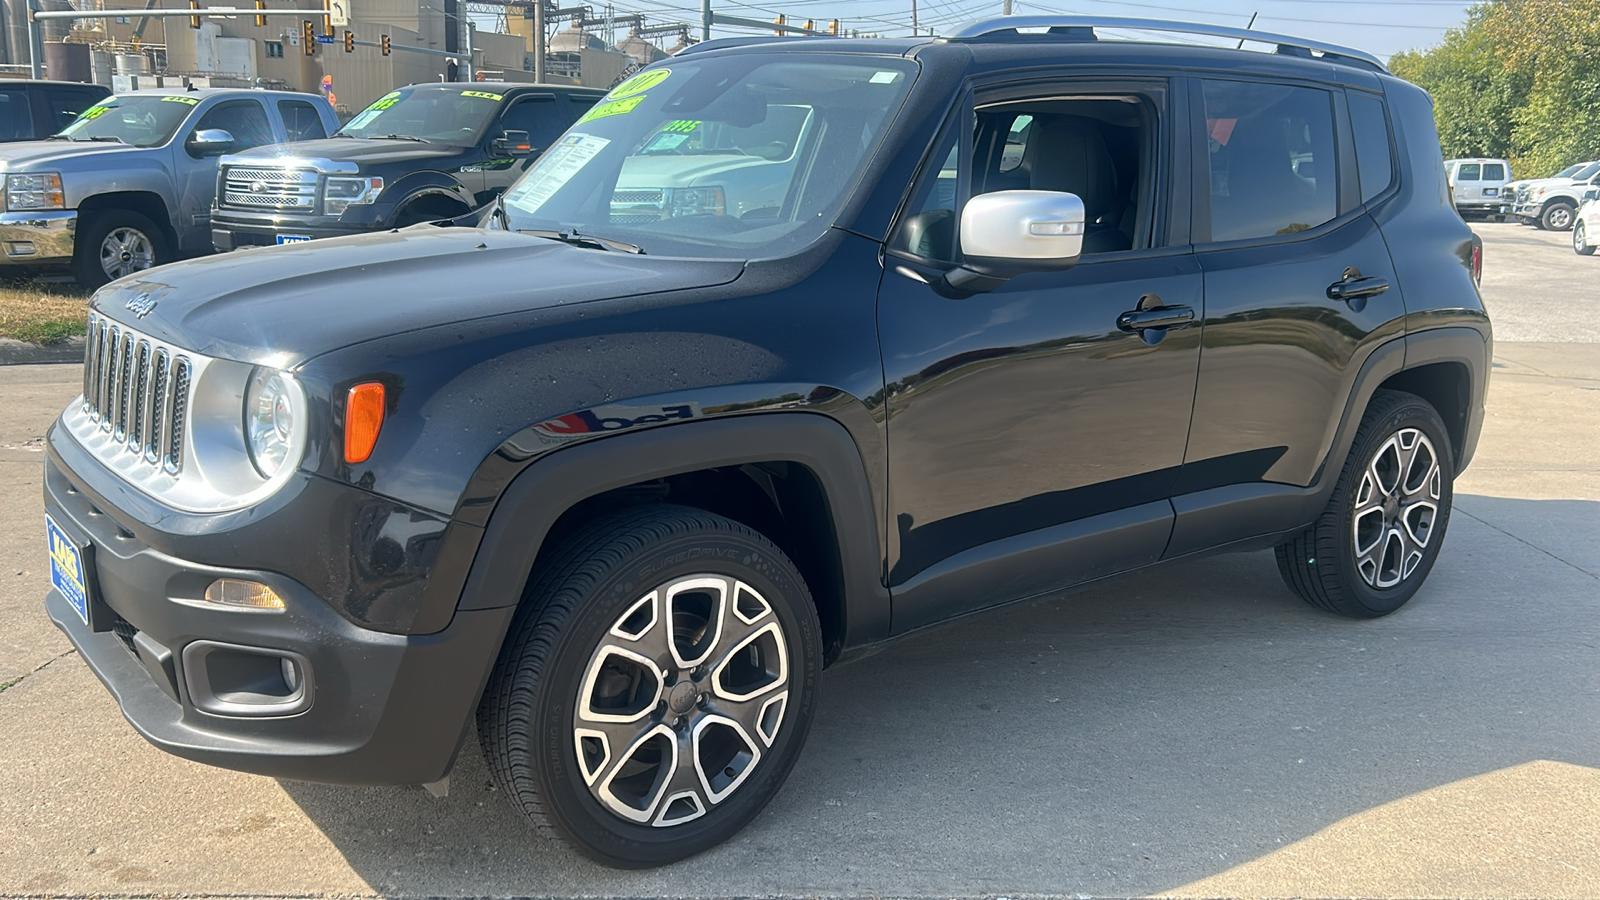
375 133 428 142
518 228 645 254
84 135 124 143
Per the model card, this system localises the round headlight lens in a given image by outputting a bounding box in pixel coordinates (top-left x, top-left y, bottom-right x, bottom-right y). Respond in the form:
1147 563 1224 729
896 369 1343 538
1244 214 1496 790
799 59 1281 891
245 368 298 478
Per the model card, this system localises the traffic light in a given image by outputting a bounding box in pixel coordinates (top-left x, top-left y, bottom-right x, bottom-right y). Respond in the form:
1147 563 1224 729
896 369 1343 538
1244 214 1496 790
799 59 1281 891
302 19 316 55
773 13 785 35
189 0 200 29
829 18 840 35
343 30 354 52
255 0 266 27
380 33 391 55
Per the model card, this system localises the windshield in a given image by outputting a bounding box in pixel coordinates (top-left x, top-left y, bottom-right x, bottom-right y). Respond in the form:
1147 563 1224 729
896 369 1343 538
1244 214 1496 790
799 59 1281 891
57 94 198 146
498 55 918 259
1571 162 1600 181
338 87 505 143
1554 164 1582 178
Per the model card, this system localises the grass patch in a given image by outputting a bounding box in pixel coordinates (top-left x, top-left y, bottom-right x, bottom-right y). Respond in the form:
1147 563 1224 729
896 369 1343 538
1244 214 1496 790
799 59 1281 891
0 278 89 344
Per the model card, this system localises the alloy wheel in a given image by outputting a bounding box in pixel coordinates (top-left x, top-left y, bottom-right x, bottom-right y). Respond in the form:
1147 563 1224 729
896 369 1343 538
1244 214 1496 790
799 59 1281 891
573 574 790 827
1351 427 1441 588
99 227 155 280
1547 206 1574 230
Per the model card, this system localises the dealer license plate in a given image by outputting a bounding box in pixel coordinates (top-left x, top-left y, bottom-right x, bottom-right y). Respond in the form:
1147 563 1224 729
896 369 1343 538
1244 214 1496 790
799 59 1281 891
276 234 311 244
46 514 90 625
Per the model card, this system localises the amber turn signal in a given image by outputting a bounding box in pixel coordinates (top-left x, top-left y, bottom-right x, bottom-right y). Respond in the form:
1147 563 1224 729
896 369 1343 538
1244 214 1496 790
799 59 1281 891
344 382 386 464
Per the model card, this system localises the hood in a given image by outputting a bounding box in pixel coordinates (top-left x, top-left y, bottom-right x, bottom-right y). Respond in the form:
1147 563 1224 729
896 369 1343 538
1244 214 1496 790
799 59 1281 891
235 137 466 169
0 139 146 171
1521 176 1585 190
92 226 744 365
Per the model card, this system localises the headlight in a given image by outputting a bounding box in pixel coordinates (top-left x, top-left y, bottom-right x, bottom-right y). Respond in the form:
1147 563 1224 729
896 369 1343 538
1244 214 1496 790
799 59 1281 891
5 173 65 211
668 185 725 217
323 176 383 215
244 368 301 478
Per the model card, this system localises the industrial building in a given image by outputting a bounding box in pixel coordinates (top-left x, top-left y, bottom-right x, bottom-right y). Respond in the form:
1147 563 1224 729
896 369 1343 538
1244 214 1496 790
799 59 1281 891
1 0 685 115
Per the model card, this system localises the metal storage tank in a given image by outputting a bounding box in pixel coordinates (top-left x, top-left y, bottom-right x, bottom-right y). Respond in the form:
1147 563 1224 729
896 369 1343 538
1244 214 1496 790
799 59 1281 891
44 41 91 81
115 52 151 75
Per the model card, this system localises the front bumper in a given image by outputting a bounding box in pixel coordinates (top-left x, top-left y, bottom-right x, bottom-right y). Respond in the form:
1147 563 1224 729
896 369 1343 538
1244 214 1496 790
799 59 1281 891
0 209 76 265
211 206 389 251
43 433 513 785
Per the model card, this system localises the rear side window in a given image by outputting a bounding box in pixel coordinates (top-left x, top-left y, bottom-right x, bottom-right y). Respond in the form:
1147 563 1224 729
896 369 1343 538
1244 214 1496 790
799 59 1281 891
1457 163 1481 181
1347 92 1394 203
1483 163 1505 181
1202 80 1338 242
0 88 33 140
278 99 328 142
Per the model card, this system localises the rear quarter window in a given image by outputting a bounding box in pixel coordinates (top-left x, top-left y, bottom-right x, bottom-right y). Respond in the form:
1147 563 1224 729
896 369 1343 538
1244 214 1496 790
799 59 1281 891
1347 92 1395 203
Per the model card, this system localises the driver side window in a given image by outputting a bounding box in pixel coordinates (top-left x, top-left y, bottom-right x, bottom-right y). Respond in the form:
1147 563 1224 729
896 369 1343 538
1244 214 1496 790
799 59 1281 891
194 100 273 150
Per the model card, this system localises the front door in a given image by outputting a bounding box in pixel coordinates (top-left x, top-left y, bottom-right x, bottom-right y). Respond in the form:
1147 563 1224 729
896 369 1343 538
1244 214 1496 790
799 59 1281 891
174 98 275 253
878 77 1200 632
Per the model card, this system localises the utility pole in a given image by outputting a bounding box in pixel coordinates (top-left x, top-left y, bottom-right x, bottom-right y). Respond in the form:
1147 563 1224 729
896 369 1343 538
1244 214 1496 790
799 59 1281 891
1003 0 1012 14
533 0 545 82
910 0 917 35
701 0 710 42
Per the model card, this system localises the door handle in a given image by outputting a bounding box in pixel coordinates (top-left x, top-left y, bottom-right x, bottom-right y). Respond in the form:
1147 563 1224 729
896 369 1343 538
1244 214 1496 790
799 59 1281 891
1326 275 1389 303
1117 305 1195 333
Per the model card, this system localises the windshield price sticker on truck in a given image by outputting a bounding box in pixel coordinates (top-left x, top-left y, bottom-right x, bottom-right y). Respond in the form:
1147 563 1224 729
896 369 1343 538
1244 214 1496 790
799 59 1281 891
80 105 112 120
461 90 504 101
503 133 610 213
161 95 201 105
606 69 669 100
577 95 646 124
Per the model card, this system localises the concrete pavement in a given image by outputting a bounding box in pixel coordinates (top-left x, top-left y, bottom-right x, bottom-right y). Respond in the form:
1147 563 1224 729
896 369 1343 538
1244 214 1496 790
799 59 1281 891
1 224 1596 898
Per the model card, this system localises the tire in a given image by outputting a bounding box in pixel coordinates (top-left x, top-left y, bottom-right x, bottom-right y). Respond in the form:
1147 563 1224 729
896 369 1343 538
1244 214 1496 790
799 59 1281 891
1275 390 1454 618
72 209 168 289
1540 201 1576 232
477 504 822 868
1575 221 1596 256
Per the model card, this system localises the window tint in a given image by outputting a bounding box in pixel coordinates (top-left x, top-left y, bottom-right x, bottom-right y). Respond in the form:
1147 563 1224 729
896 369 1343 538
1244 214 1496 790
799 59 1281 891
893 138 960 261
998 115 1031 173
1348 92 1393 203
45 89 101 134
0 88 32 140
1457 163 1481 181
1203 80 1338 242
278 99 327 141
196 100 273 149
499 96 565 151
1483 163 1505 181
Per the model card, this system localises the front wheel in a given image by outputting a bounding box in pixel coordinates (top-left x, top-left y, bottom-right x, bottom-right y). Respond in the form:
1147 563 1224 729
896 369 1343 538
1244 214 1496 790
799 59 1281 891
1574 221 1596 255
1541 202 1576 231
72 209 168 289
1275 390 1455 618
477 505 821 868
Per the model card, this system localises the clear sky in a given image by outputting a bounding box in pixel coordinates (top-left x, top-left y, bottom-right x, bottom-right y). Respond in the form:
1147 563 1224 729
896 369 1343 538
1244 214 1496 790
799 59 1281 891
597 0 1475 61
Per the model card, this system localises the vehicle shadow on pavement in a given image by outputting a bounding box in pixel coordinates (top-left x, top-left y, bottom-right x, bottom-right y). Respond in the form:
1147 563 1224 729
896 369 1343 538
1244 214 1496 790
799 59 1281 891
279 496 1600 898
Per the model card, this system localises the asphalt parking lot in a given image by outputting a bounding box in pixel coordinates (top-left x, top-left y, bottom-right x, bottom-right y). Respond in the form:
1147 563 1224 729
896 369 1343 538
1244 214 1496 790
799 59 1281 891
1 221 1596 898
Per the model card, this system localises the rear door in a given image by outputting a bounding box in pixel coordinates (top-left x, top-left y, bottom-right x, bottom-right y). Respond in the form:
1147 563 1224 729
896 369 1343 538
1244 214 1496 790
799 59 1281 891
1452 161 1481 207
1169 78 1403 556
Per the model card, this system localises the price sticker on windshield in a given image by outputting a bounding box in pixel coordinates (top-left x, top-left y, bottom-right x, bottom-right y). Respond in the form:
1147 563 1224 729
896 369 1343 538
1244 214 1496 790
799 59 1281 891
461 90 503 101
606 69 669 100
161 95 200 105
80 105 112 120
577 95 646 124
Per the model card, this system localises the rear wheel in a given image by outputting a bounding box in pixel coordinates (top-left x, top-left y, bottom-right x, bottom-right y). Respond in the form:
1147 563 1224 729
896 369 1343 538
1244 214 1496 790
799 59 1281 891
72 209 167 289
477 504 821 868
1275 390 1454 618
1574 221 1596 255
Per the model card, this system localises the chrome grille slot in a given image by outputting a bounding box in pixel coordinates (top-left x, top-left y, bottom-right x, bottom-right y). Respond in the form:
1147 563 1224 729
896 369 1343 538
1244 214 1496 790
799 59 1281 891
76 316 192 479
222 166 319 211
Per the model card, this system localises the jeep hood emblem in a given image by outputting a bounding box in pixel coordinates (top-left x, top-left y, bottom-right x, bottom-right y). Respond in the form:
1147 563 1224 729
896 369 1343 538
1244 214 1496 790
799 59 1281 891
125 292 158 319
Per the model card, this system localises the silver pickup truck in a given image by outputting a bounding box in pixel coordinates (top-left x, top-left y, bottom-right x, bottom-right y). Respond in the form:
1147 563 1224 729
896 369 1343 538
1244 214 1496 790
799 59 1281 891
0 87 338 287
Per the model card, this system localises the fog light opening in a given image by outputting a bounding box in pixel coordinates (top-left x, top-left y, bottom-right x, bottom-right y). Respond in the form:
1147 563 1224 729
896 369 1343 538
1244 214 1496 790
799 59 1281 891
202 578 286 611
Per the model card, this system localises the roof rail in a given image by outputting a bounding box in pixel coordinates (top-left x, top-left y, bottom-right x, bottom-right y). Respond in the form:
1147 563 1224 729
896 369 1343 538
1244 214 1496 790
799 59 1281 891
946 15 1386 71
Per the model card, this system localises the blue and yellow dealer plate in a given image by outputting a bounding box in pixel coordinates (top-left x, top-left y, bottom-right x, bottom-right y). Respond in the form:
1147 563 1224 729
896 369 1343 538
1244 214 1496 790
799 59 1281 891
46 515 90 625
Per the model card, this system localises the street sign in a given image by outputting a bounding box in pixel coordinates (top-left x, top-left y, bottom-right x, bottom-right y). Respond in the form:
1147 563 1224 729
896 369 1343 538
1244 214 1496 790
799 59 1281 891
329 0 349 27
314 33 335 42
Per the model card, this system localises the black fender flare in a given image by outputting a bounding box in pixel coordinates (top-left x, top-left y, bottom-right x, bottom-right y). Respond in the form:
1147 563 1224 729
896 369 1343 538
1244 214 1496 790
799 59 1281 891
454 411 891 650
379 173 476 226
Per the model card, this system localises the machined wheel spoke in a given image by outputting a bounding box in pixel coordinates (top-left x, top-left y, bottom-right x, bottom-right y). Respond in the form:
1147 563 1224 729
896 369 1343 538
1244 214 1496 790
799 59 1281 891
574 572 794 829
1353 427 1443 589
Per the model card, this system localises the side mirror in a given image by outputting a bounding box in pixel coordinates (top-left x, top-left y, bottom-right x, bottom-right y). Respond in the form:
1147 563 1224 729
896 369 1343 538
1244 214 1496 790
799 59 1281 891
494 129 535 156
187 128 236 157
1585 188 1600 203
943 190 1085 293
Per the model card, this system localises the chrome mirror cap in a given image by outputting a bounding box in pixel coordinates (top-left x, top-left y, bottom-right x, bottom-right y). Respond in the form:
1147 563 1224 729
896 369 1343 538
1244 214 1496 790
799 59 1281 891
959 190 1086 266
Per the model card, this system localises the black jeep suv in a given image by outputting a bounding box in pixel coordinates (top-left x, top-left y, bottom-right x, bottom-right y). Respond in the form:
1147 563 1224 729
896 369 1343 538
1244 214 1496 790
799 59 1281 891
209 82 603 249
44 16 1490 868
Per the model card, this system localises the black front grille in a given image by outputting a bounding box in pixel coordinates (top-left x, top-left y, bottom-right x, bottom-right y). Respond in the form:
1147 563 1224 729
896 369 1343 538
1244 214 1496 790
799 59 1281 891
110 612 140 660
